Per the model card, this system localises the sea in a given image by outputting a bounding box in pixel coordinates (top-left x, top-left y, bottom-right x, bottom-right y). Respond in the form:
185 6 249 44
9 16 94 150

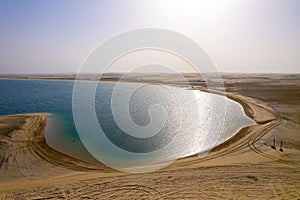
0 79 255 170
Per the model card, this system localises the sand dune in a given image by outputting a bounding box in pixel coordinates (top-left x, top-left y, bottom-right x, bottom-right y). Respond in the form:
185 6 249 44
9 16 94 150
0 75 299 199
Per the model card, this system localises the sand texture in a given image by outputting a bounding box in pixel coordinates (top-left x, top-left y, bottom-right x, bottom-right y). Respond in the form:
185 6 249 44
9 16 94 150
0 74 299 199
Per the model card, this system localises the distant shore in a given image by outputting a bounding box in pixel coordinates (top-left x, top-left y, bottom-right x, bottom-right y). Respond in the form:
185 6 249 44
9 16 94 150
0 74 299 199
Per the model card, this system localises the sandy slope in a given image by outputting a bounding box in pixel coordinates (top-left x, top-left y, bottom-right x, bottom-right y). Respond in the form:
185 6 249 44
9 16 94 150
0 75 300 199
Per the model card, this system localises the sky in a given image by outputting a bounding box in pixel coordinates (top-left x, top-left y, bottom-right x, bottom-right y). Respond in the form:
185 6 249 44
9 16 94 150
0 0 299 74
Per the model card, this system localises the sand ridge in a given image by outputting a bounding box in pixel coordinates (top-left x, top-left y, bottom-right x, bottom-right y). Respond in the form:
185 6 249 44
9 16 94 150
0 75 300 199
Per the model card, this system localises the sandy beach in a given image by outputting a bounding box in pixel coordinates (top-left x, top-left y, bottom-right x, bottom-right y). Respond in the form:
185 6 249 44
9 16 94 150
0 74 299 199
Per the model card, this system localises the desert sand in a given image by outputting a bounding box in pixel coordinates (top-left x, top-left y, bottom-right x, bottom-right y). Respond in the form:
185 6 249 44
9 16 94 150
0 74 299 199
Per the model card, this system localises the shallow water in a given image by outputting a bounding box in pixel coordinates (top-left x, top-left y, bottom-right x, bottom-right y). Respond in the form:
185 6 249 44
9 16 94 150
0 79 255 168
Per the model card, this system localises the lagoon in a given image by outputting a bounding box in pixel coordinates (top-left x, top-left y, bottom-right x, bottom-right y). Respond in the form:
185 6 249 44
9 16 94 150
0 79 255 169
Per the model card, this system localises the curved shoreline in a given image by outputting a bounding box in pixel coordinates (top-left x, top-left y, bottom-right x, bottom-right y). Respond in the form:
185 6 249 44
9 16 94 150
191 85 278 148
166 86 280 168
0 113 114 182
1 77 299 199
0 86 276 178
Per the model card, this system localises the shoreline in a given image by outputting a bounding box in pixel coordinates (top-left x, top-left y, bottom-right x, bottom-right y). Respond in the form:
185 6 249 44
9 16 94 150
1 81 259 168
1 76 299 198
0 113 114 182
0 78 259 162
0 83 272 174
167 86 279 168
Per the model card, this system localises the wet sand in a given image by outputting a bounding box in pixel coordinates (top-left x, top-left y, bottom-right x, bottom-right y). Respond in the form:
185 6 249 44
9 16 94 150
0 74 299 199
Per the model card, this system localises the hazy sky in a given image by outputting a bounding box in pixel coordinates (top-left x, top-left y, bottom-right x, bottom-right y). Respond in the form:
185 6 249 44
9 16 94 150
0 0 299 74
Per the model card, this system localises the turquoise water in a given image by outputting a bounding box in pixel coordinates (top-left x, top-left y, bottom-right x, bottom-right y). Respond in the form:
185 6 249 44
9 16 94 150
0 79 255 169
0 79 96 162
